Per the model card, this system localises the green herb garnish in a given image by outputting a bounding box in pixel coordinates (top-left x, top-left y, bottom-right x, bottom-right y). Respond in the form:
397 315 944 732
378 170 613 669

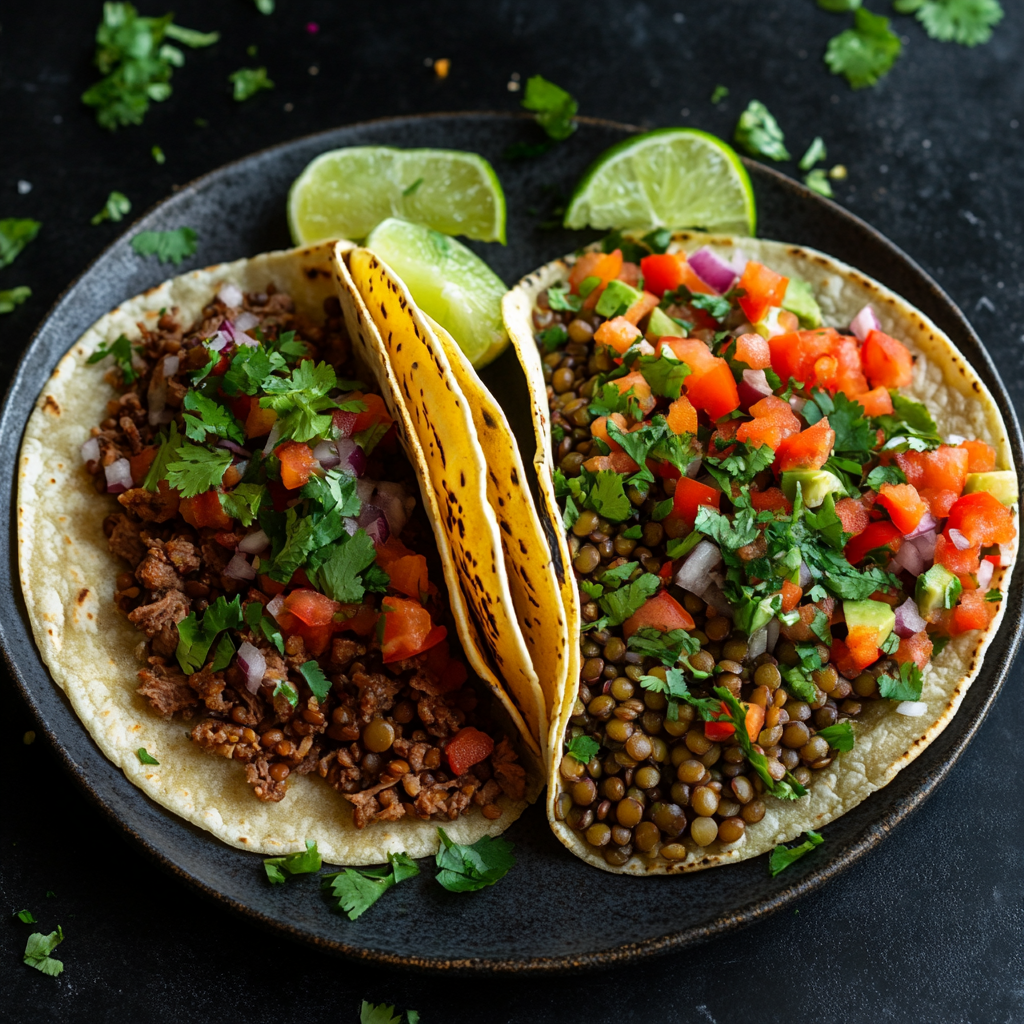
434 828 515 892
769 830 824 876
322 851 420 920
263 840 322 885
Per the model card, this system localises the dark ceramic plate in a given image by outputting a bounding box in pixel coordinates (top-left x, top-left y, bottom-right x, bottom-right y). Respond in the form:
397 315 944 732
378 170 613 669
3 113 1021 972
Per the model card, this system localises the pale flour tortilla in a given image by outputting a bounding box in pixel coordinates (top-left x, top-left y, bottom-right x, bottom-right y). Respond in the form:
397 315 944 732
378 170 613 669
502 230 1019 874
18 240 537 866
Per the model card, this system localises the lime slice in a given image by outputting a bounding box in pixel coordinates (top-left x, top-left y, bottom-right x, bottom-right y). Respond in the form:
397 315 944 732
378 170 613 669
288 146 506 244
365 218 509 368
563 128 756 236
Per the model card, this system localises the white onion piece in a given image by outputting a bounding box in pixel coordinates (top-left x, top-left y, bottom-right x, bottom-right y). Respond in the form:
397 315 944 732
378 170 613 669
766 618 781 654
674 540 722 595
262 423 281 456
949 528 971 551
356 477 376 506
798 561 813 588
313 439 341 469
162 354 180 377
343 516 359 536
266 593 285 621
999 543 1013 567
946 433 966 446
685 458 702 479
235 311 259 335
238 529 270 554
747 627 768 660
789 396 806 414
236 640 266 694
224 551 256 581
911 530 937 560
731 250 749 275
849 304 881 342
147 364 169 426
375 481 409 536
233 460 249 479
217 439 251 457
703 583 734 618
81 437 100 463
892 541 925 577
742 368 773 399
894 598 927 638
904 512 938 539
218 283 244 308
637 340 656 356
976 559 995 589
207 331 228 352
896 701 927 717
104 458 133 493
688 247 736 294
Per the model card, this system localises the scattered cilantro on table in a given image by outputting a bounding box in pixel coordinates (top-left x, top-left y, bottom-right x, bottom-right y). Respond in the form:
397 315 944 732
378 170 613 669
263 840 322 884
734 100 791 161
151 145 166 164
711 84 729 103
253 0 275 12
434 828 515 892
825 8 902 89
230 66 275 101
895 0 1003 46
322 852 420 920
0 287 31 314
0 218 40 267
360 1003 419 1024
769 830 824 876
804 169 834 197
131 227 198 265
522 75 578 141
14 910 37 924
799 136 828 171
23 926 65 976
91 191 131 225
818 0 862 9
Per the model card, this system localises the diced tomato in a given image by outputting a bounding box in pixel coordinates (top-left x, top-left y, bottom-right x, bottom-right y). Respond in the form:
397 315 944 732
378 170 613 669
895 446 969 496
334 603 378 637
386 554 429 599
128 445 158 485
594 316 641 354
280 588 340 627
622 590 695 639
861 329 913 388
705 701 764 743
749 487 792 514
259 574 286 597
660 337 740 420
952 588 991 634
611 371 657 417
704 715 735 742
779 598 835 643
736 395 802 451
831 335 870 397
672 477 721 529
736 417 784 450
774 418 835 473
934 533 981 576
380 596 446 663
591 413 627 452
835 497 871 537
666 396 697 435
639 253 685 297
245 402 278 439
958 439 997 473
844 521 902 565
946 491 1016 547
624 290 660 326
737 261 789 325
180 489 232 530
618 261 642 287
918 487 959 518
275 441 320 490
828 638 857 679
858 386 894 417
209 352 231 376
584 452 640 474
749 394 803 430
768 328 837 386
894 631 933 670
445 727 495 776
229 394 253 422
570 250 624 310
350 392 393 434
780 580 803 613
876 482 928 534
845 626 881 673
734 332 772 370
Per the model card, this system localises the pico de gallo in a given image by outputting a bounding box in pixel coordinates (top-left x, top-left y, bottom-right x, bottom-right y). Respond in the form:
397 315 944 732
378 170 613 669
535 234 1017 866
83 282 524 828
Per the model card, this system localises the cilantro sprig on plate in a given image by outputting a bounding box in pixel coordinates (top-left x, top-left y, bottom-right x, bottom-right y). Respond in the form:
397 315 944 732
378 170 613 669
263 840 322 885
322 852 420 920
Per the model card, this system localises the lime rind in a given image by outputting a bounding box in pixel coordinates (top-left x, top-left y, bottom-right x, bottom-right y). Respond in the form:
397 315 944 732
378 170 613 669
563 128 756 237
288 146 506 245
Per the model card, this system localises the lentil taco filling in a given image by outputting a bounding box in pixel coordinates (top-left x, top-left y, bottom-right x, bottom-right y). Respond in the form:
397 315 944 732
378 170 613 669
533 236 1016 868
83 282 524 829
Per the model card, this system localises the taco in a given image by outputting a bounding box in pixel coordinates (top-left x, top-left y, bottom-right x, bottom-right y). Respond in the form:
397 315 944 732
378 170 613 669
18 240 539 865
502 230 1018 874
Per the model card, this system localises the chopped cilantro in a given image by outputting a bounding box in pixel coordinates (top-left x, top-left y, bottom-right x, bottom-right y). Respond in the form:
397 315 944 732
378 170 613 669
151 144 166 164
87 333 140 384
306 529 380 604
262 505 350 583
274 680 299 707
589 379 641 420
361 1003 420 1024
230 66 274 101
895 0 1003 46
598 573 660 626
768 830 823 876
244 600 284 653
538 324 568 351
254 0 274 12
931 634 950 656
799 136 828 171
322 851 420 920
547 284 582 313
0 218 41 267
164 443 231 498
652 497 674 521
562 493 579 529
584 469 633 522
694 505 759 549
520 75 577 141
985 588 1002 602
211 632 235 671
566 735 600 764
136 747 159 765
175 596 243 674
710 84 729 103
0 286 32 314
803 389 873 455
131 227 198 265
781 665 818 702
90 190 131 225
634 352 692 399
880 631 900 655
260 360 348 442
579 579 603 599
866 465 907 488
434 828 515 892
142 421 181 492
263 840 321 885
804 494 848 552
816 721 855 751
622 525 643 540
23 926 64 976
804 169 834 197
598 561 639 586
875 393 942 449
628 626 700 666
219 483 265 526
665 532 703 561
15 910 37 924
640 667 719 719
825 8 902 89
298 660 331 703
734 100 791 162
818 0 861 8
705 440 776 487
183 390 246 445
878 660 924 701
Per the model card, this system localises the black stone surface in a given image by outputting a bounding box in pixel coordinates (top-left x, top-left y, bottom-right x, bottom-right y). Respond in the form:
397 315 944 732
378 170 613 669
2 2 1023 1021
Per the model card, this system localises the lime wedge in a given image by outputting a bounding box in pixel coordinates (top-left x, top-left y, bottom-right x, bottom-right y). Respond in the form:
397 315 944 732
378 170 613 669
288 146 506 244
365 218 509 368
563 128 756 236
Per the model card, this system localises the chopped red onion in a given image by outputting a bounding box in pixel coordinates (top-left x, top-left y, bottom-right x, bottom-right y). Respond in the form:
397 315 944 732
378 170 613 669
357 504 390 547
236 640 266 694
217 439 251 457
262 423 281 456
266 593 285 621
81 437 100 463
238 529 269 554
313 439 341 469
976 559 995 589
894 597 928 638
747 627 768 660
224 551 256 581
235 311 259 335
688 247 735 294
356 477 376 507
766 618 780 654
849 305 881 342
731 250 749 275
218 283 244 308
104 458 133 493
162 354 180 377
685 458 702 479
896 701 927 717
904 512 938 539
949 528 971 551
911 530 937 560
892 541 925 577
674 540 722 595
741 368 773 399
335 438 367 477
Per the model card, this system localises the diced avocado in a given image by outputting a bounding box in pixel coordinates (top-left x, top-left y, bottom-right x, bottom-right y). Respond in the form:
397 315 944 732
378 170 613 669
595 279 643 319
782 278 823 328
646 306 680 338
963 470 1018 506
915 563 962 617
781 469 844 508
843 599 896 647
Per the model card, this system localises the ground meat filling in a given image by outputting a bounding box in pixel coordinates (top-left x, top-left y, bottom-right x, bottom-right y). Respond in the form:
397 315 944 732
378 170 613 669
538 299 877 867
88 286 521 828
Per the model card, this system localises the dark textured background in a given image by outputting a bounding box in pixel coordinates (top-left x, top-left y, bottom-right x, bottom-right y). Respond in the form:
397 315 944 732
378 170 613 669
2 2 1022 1021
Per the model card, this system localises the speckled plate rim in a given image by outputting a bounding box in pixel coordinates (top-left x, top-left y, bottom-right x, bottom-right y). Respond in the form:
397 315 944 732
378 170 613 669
1 112 1021 974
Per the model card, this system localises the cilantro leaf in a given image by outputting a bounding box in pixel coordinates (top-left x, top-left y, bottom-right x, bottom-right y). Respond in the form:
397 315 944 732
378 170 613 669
547 284 582 313
768 830 824 876
566 735 600 764
219 483 265 526
142 421 181 492
254 0 275 12
803 389 873 455
263 840 322 885
260 360 344 442
229 66 274 101
521 75 577 141
705 439 776 486
0 218 41 267
816 721 855 751
182 390 246 444
640 667 720 719
0 286 31 314
901 0 1003 46
804 169 834 198
164 443 231 498
244 599 284 653
263 506 349 583
598 573 661 627
711 84 730 103
323 852 420 921
163 23 220 47
985 588 1002 602
804 493 847 551
175 596 243 674
634 352 692 399
273 680 299 707
131 227 198 265
781 665 818 702
734 100 791 161
23 926 64 976
866 464 907 488
361 1003 420 1024
136 747 160 765
583 469 632 522
875 393 942 449
878 660 924 701
799 136 828 171
15 910 37 924
627 626 700 666
538 324 568 352
90 190 131 225
87 333 140 384
694 505 759 549
435 828 515 892
306 530 379 604
300 468 362 518
221 344 283 396
825 8 902 89
298 660 331 703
